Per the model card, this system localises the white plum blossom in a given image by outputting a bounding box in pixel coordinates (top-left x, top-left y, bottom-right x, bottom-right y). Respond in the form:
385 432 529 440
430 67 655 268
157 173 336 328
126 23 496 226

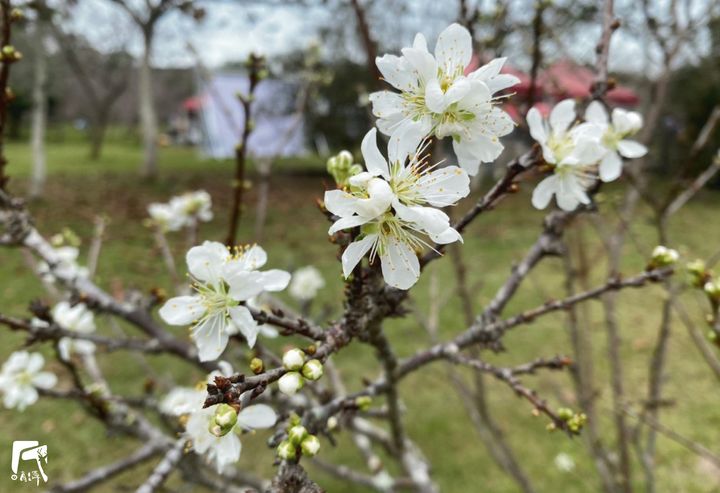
527 99 606 211
325 128 470 289
148 190 213 232
289 266 325 302
0 351 57 410
52 301 96 361
159 241 290 361
147 202 185 232
585 101 647 181
171 190 214 227
369 23 518 174
37 246 89 283
161 369 277 473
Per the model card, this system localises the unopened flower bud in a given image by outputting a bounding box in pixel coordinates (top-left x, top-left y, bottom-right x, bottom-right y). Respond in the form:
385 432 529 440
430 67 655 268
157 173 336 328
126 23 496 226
705 279 720 300
208 404 237 437
277 440 296 460
288 425 308 445
249 357 264 374
687 259 709 287
650 245 679 268
326 150 357 187
355 395 372 411
283 348 306 371
557 407 574 421
326 416 338 430
300 434 320 457
288 412 302 427
278 371 304 396
301 359 323 381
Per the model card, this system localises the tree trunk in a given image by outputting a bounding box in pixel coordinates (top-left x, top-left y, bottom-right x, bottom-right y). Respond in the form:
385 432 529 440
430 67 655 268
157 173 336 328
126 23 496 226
89 111 109 161
30 21 48 198
138 31 158 178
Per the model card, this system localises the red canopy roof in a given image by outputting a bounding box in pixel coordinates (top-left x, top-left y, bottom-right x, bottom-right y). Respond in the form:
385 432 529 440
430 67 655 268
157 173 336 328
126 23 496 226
466 55 639 110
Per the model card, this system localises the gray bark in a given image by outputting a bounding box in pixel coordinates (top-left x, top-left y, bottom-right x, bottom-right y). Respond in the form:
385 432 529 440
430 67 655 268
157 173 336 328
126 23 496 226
30 21 48 198
139 31 158 177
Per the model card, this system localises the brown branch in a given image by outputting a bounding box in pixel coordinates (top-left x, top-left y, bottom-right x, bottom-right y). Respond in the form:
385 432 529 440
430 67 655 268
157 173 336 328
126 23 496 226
226 54 263 247
0 0 15 189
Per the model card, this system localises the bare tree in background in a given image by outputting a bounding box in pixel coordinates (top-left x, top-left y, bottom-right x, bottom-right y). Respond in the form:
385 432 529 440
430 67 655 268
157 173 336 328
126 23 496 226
50 5 132 160
29 0 50 198
107 0 203 177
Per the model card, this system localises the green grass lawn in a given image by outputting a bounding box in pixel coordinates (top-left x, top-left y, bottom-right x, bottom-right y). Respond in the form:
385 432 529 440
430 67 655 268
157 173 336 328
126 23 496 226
1 138 720 492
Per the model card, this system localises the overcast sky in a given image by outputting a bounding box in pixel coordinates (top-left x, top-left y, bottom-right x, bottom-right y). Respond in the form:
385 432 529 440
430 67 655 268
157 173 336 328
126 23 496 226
65 0 714 76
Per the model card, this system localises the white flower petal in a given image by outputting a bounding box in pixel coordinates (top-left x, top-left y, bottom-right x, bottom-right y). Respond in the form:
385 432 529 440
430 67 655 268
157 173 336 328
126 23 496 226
192 313 230 362
32 371 57 389
341 235 377 278
369 91 405 120
617 140 647 158
585 101 608 126
527 107 547 145
401 46 438 83
416 166 470 207
599 151 623 182
26 353 44 373
532 175 558 210
236 404 277 430
324 190 360 217
393 201 450 236
361 128 390 179
612 108 643 135
430 227 462 244
434 23 472 74
229 306 259 348
212 433 242 473
468 57 505 81
380 238 420 290
329 215 373 235
224 270 264 300
186 241 229 284
259 269 291 292
443 77 471 106
159 296 205 326
425 78 446 113
237 245 267 270
376 54 415 91
413 32 428 51
549 99 576 134
453 134 504 173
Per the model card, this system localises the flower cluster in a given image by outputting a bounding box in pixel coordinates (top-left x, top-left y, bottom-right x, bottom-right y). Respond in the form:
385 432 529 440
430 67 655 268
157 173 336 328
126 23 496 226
276 415 321 461
369 23 518 175
160 363 277 472
0 351 57 410
277 348 324 396
326 23 525 290
325 129 470 289
528 99 647 211
159 241 290 361
148 190 213 232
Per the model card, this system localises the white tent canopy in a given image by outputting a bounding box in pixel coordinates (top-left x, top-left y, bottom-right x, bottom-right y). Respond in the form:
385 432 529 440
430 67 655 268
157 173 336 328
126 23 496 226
198 72 307 159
